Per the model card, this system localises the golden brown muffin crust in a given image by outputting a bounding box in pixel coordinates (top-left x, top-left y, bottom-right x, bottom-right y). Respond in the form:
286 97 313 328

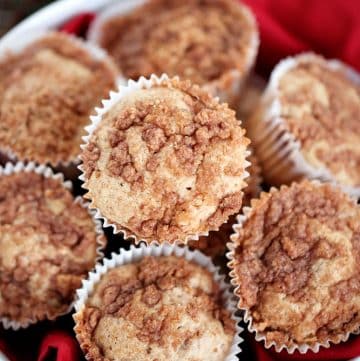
82 78 249 243
75 256 234 361
98 0 255 86
189 151 261 258
232 181 360 348
0 32 118 165
278 56 360 187
0 172 103 325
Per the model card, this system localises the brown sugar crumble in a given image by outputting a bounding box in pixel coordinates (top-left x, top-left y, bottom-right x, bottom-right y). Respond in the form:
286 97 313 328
74 256 235 361
231 181 360 348
278 55 360 187
97 0 256 91
0 32 118 165
0 172 103 325
82 78 249 243
189 151 261 258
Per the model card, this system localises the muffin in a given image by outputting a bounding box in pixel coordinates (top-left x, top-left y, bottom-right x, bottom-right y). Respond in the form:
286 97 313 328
236 75 265 123
0 164 105 328
189 150 261 259
88 0 259 105
247 53 360 197
0 31 118 170
81 75 250 244
228 181 360 352
74 253 236 361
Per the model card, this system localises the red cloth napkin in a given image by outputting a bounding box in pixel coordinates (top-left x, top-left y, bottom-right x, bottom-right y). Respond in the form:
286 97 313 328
37 331 80 361
1 1 360 361
242 0 360 75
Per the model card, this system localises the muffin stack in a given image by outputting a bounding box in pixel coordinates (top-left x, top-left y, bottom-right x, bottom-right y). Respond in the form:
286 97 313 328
0 0 359 360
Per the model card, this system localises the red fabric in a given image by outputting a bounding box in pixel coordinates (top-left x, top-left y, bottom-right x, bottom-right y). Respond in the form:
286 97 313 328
242 0 360 75
2 1 360 361
60 13 95 37
37 331 80 361
0 339 15 361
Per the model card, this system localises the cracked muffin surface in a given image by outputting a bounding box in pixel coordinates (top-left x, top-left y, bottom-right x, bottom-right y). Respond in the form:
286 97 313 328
95 0 257 100
189 150 261 258
0 171 103 325
74 256 235 361
278 55 360 188
0 32 118 165
231 181 360 349
82 78 249 243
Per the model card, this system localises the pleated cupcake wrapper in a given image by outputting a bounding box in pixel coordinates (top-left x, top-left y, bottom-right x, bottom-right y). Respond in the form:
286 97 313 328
0 30 119 178
73 243 243 361
0 161 106 330
87 0 259 105
247 52 360 199
226 181 360 354
79 73 251 245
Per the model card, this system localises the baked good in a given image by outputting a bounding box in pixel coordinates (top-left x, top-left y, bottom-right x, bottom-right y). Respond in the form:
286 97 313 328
81 76 250 243
0 168 104 327
189 150 261 258
229 181 360 351
88 0 258 105
0 32 118 167
74 255 235 361
247 53 360 197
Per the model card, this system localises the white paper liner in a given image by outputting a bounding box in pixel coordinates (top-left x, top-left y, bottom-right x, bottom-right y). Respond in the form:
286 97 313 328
0 161 106 330
0 30 119 179
226 180 360 354
79 73 251 245
247 52 360 199
87 0 259 105
0 351 10 361
74 243 243 360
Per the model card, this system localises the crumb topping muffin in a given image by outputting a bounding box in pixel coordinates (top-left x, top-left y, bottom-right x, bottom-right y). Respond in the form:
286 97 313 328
230 181 360 349
277 55 360 187
0 32 118 165
189 151 261 258
81 78 249 243
248 53 360 193
0 171 104 326
92 0 258 102
74 256 235 361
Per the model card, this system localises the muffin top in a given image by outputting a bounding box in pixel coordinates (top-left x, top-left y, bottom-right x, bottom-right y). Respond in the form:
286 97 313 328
75 256 234 361
95 0 257 89
0 32 118 165
231 181 360 349
189 151 261 258
276 54 360 188
82 78 249 243
0 171 103 326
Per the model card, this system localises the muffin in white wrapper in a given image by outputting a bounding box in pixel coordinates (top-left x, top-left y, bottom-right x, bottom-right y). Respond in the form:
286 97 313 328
246 53 360 198
227 180 360 354
79 74 251 245
74 243 243 361
0 161 106 330
0 30 119 180
87 0 259 107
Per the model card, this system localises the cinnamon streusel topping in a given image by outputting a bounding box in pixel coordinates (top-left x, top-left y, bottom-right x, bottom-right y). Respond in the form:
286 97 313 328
74 256 234 361
97 0 256 89
0 32 118 165
82 78 249 243
0 172 103 325
278 55 360 187
231 181 360 348
189 151 261 258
